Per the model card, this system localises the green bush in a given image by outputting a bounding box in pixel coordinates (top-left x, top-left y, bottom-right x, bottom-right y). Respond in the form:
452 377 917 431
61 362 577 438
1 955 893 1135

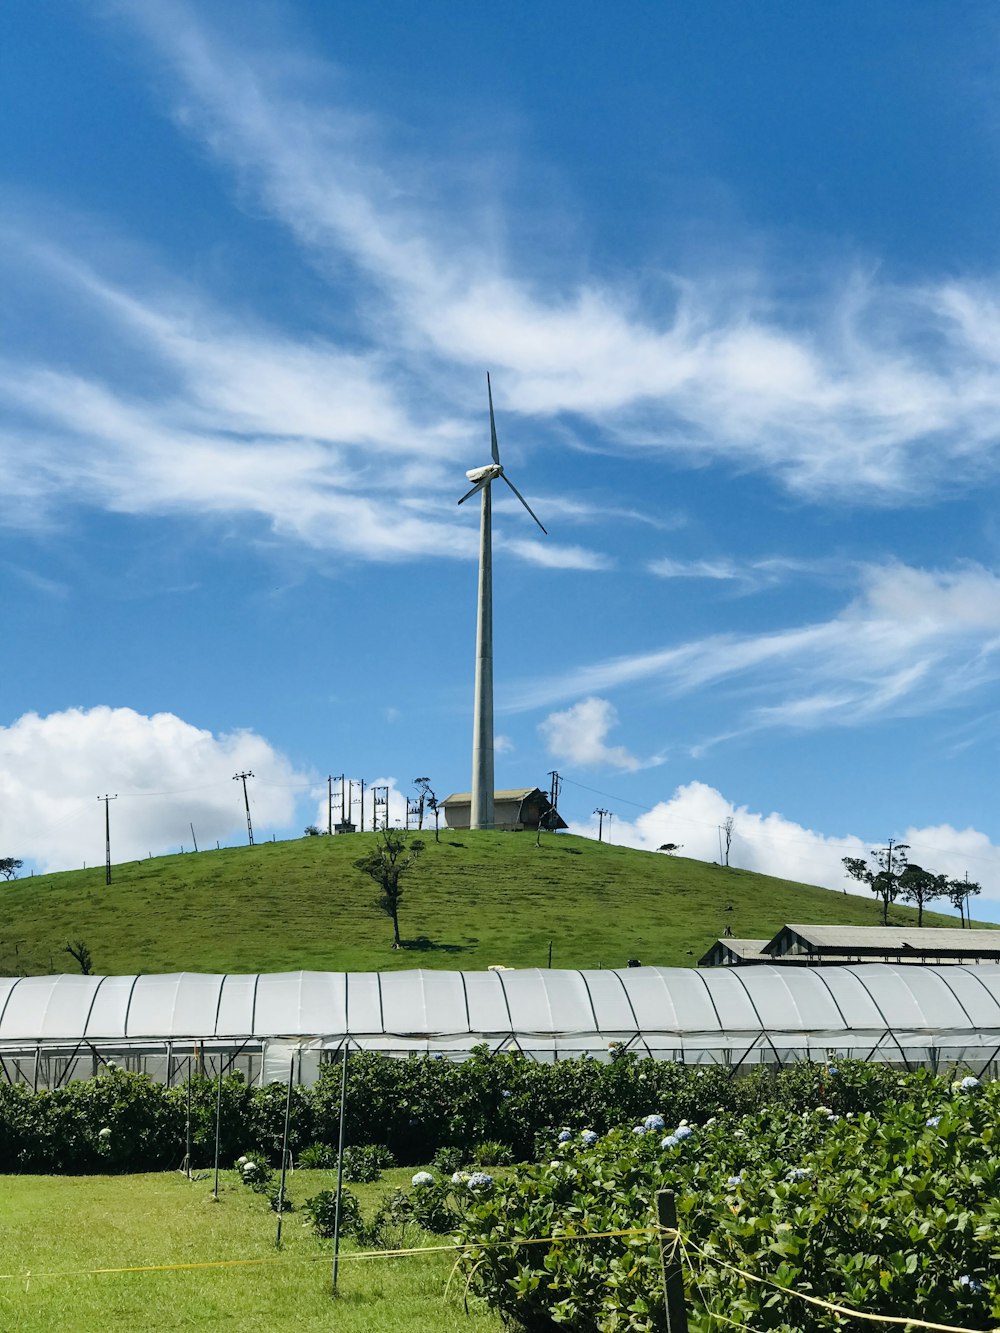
339 1142 395 1182
451 1074 1000 1330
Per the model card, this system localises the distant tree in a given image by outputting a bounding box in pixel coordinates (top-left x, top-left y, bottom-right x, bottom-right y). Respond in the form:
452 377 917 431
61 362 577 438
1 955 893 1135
64 940 93 975
657 843 683 855
413 778 440 843
897 864 949 927
947 876 982 929
843 842 910 924
354 828 424 948
722 816 735 868
304 825 321 837
0 858 23 880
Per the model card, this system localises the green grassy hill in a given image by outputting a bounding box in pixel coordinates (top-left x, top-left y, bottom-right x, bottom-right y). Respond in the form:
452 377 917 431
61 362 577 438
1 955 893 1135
1 831 986 977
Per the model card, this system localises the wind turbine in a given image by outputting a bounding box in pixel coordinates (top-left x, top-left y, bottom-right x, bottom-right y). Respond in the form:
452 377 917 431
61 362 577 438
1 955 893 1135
458 374 546 831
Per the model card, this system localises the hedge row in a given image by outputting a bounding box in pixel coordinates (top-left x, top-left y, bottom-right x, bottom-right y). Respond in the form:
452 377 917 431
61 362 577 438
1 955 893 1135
0 1048 944 1174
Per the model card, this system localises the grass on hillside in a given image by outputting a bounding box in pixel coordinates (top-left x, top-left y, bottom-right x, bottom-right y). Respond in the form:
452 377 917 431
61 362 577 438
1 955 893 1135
0 831 982 977
0 1169 498 1333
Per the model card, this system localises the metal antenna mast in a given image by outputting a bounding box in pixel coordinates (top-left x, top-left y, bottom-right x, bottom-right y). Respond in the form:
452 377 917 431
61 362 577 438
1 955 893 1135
98 794 117 885
233 771 255 846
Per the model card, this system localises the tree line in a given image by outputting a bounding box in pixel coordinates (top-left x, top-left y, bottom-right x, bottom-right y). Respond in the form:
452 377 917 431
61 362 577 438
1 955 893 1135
842 843 981 926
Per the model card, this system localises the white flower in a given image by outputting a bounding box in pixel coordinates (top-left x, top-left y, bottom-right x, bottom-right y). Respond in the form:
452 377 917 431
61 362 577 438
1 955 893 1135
959 1076 981 1092
451 1171 470 1185
958 1275 983 1293
242 1161 258 1175
926 1116 942 1129
726 1174 744 1188
411 1171 434 1187
236 1155 248 1165
786 1167 812 1182
661 1135 680 1149
97 1127 112 1139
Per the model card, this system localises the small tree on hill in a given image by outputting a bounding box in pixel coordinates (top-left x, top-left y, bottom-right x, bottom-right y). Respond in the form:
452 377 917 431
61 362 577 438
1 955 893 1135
355 828 424 948
947 875 982 928
64 940 93 974
413 778 441 843
843 842 909 924
897 864 948 927
0 857 23 880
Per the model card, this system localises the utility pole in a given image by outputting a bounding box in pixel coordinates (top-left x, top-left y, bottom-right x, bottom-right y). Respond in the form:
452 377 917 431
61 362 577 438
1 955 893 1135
359 779 365 832
233 772 255 846
327 775 333 836
98 794 117 885
548 769 561 812
594 808 610 843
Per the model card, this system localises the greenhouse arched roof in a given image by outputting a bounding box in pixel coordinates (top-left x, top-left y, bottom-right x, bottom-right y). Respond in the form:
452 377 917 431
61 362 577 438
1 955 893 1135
2 964 1000 1064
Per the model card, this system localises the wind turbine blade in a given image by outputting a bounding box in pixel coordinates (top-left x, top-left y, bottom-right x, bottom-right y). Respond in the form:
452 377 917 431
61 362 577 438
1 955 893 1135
458 477 489 505
500 472 547 534
487 372 500 465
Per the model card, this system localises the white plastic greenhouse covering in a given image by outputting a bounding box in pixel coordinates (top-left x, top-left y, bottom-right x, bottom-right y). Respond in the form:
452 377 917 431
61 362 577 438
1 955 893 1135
2 964 1000 1089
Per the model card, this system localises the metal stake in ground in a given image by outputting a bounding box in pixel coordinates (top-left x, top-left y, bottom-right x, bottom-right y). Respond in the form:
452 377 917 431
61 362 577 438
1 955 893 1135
212 1065 224 1201
274 1048 298 1248
331 1043 349 1294
656 1190 688 1333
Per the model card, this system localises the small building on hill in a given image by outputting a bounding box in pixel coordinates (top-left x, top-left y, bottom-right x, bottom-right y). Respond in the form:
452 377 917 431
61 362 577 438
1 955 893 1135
700 923 1000 967
766 924 1000 966
441 788 567 832
698 938 772 968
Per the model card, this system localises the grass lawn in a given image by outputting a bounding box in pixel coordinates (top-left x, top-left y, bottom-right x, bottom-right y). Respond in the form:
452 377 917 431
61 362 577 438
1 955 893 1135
0 1169 501 1332
1 830 980 978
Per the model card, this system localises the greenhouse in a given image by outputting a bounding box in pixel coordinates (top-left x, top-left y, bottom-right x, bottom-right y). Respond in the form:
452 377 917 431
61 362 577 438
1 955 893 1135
2 962 1000 1089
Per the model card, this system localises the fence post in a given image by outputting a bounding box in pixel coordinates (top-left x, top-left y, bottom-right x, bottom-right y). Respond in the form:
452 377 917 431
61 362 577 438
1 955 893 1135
656 1189 688 1333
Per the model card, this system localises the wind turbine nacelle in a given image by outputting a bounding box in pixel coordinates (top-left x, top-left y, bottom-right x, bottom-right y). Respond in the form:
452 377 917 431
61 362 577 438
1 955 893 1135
465 463 502 484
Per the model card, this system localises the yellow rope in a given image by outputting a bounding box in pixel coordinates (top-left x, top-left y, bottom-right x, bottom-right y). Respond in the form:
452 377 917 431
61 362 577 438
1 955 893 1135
3 1214 994 1333
668 1226 998 1333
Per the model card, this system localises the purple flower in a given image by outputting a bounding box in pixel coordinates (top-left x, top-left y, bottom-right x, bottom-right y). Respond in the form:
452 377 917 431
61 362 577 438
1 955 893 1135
557 1129 573 1142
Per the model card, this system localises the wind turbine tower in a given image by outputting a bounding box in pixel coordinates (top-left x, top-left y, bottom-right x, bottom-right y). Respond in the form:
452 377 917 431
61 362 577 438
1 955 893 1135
458 375 546 830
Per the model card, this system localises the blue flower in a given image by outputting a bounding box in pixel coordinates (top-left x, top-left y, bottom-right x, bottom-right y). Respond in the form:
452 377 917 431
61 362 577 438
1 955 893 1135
644 1114 665 1131
557 1129 573 1142
411 1171 434 1187
786 1167 812 1182
501 1089 512 1099
581 1130 599 1147
926 1115 941 1128
827 1065 839 1076
633 1125 648 1136
958 1275 983 1294
960 1075 981 1092
467 1171 493 1190
726 1174 743 1189
661 1135 680 1149
674 1126 693 1141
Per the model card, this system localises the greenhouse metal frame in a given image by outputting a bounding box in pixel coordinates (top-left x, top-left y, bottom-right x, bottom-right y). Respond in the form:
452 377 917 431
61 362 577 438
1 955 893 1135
2 963 1000 1090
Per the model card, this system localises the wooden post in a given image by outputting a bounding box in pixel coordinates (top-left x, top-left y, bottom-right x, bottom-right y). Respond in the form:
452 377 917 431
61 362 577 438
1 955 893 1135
656 1190 688 1332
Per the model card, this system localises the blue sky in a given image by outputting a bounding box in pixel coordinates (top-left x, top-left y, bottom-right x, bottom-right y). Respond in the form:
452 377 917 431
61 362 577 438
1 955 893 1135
4 1 1000 919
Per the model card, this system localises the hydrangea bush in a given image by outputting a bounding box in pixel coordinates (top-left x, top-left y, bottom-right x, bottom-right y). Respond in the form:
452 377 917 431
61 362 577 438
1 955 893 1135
448 1073 1000 1330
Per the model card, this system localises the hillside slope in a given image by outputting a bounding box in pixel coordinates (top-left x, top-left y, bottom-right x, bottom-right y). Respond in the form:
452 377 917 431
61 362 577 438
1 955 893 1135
0 831 983 976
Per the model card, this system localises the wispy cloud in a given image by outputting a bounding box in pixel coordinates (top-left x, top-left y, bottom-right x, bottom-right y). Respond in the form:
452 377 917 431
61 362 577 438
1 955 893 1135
512 563 1000 742
109 6 1000 503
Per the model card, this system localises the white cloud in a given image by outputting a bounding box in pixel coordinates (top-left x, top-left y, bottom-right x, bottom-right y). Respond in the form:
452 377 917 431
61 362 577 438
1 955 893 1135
0 707 307 871
564 780 1000 916
538 697 642 771
514 562 1000 743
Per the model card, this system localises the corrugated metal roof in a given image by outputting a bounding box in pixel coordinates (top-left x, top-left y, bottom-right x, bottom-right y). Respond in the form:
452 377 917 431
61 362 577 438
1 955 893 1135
771 925 1000 953
441 789 540 804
